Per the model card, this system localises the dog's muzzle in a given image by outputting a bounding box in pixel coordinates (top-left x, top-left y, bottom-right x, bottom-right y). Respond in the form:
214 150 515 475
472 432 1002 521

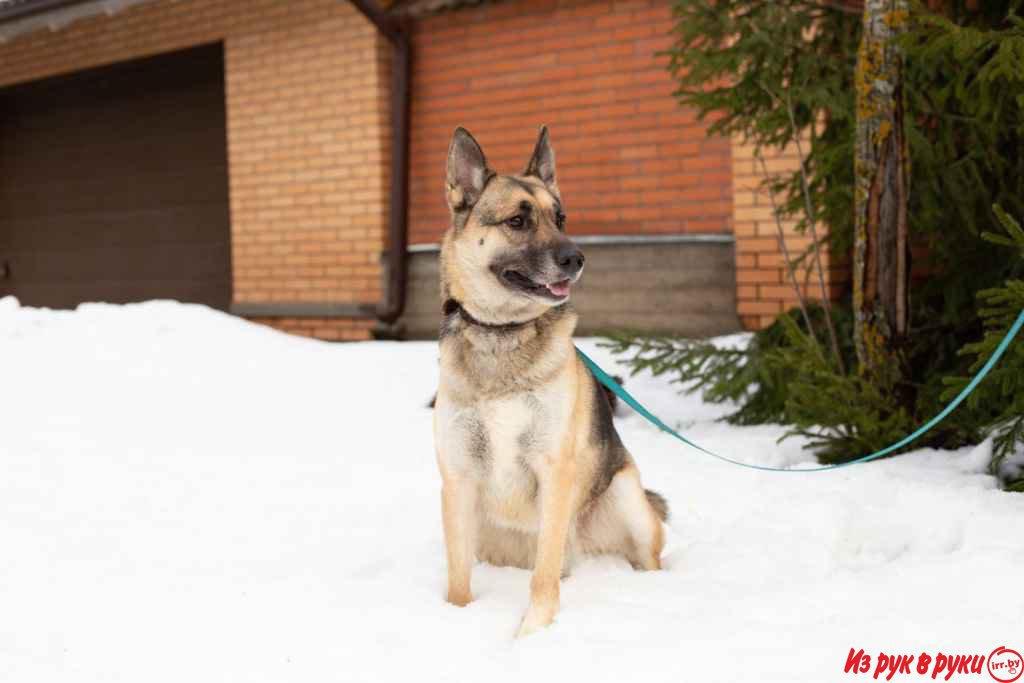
554 243 585 279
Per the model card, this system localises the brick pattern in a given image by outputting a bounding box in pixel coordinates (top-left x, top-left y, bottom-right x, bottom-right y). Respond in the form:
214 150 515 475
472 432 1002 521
0 0 834 339
407 0 733 245
731 137 844 330
249 316 377 341
0 0 390 340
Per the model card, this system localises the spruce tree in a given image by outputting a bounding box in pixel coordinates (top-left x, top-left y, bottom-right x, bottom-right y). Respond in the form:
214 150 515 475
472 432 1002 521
607 0 1024 476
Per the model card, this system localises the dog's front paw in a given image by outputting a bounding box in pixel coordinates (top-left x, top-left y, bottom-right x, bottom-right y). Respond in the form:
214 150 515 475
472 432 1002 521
446 589 473 607
515 600 558 638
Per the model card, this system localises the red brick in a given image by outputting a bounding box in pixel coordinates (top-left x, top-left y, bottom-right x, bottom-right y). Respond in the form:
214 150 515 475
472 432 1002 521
408 0 731 245
736 269 783 285
0 0 387 341
737 300 784 315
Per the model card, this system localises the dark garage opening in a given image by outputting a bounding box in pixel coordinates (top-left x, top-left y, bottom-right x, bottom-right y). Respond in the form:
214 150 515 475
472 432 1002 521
0 44 232 310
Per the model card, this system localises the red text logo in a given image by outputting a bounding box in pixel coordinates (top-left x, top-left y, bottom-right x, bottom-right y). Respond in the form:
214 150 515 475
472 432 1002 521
843 646 1019 681
988 647 1022 683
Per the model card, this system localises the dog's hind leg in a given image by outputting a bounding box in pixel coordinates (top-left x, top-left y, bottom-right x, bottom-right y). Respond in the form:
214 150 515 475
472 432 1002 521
581 465 666 570
616 466 666 570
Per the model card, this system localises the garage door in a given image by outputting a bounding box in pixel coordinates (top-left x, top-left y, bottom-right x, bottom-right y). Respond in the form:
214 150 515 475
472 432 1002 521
0 44 232 310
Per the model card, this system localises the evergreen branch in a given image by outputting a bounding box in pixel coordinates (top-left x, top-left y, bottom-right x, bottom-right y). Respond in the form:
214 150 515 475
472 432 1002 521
756 151 822 353
781 83 846 374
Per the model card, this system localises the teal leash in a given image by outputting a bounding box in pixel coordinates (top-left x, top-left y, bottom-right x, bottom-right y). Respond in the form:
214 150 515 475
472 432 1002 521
576 309 1024 472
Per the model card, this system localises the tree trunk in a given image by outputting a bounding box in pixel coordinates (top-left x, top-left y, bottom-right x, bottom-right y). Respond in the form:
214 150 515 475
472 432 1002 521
853 0 911 373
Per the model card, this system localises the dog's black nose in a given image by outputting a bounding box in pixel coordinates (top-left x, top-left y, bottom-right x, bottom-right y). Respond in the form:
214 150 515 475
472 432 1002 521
555 244 585 274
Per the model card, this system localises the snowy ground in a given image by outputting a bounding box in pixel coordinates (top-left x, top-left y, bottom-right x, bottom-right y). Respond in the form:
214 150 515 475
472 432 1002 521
1 297 1021 683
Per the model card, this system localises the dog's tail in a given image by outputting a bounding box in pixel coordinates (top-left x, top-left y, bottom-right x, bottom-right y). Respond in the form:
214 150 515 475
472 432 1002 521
644 489 669 522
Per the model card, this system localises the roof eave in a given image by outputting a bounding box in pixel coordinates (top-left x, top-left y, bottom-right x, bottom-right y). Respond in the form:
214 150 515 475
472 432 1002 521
0 0 90 23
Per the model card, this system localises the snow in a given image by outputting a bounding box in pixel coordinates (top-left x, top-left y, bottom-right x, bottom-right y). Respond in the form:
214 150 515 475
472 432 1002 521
1 297 1021 683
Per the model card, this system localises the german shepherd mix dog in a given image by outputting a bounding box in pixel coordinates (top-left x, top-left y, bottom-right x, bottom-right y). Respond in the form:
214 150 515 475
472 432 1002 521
433 126 669 638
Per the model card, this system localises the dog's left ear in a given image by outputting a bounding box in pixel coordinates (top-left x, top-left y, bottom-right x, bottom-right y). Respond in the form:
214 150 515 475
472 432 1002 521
524 125 558 193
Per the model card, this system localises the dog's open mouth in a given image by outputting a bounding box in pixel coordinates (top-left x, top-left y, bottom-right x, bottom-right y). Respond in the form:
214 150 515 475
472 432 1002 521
501 270 572 300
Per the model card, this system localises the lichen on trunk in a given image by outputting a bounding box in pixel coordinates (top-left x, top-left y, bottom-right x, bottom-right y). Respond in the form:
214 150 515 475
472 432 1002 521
853 0 911 374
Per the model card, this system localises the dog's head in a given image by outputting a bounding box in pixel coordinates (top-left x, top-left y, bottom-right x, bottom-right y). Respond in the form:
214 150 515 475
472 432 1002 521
440 126 584 323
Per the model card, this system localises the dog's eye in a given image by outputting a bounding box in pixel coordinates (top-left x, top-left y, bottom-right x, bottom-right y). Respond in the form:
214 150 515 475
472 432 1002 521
506 215 526 229
555 212 566 231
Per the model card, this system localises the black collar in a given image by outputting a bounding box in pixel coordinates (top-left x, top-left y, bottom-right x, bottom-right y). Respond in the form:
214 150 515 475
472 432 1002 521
443 299 539 332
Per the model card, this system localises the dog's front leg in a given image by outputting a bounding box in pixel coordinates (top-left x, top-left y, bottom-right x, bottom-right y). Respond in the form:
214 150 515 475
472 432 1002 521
517 452 576 638
441 472 477 607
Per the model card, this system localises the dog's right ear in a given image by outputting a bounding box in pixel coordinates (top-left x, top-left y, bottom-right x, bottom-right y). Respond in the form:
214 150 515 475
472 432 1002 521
446 127 491 214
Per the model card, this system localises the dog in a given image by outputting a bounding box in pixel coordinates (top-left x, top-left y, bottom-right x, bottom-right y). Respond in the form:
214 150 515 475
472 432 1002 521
428 374 626 413
432 126 668 638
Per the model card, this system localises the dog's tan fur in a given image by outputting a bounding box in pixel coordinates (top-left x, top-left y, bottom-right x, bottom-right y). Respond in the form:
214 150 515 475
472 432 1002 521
433 127 668 637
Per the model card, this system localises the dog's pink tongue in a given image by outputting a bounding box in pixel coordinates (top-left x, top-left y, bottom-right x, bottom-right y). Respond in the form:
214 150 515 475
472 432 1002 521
546 280 571 297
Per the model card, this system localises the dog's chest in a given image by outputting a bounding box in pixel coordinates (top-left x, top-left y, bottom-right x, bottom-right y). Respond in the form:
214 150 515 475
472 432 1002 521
437 384 570 530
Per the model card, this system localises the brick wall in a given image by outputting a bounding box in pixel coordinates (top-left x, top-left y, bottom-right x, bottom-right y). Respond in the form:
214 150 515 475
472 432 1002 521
248 315 379 341
0 0 389 340
0 0 827 339
731 137 844 330
407 0 733 245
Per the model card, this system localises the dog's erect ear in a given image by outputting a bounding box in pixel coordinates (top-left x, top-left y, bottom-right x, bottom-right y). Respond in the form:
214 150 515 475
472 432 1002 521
446 127 491 213
523 125 557 190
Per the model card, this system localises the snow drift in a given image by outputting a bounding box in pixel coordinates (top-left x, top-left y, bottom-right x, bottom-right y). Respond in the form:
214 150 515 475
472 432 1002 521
1 297 1020 682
